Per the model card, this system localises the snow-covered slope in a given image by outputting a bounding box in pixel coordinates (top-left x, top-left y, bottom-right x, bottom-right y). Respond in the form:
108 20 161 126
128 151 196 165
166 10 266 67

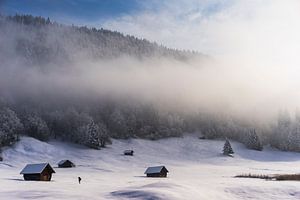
1 135 300 200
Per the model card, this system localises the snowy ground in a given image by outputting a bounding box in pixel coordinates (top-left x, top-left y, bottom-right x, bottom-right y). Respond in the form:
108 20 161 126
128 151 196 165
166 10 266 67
1 135 300 200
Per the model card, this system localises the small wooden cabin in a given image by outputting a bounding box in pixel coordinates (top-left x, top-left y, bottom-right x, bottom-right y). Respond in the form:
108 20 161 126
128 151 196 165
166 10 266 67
58 160 75 168
20 163 55 181
123 150 134 156
144 166 169 177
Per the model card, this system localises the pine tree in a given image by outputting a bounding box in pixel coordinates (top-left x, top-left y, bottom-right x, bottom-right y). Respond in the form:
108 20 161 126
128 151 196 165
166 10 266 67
245 129 263 151
86 119 110 149
86 120 101 149
108 108 128 138
23 114 50 141
98 122 111 148
223 138 234 156
0 107 23 147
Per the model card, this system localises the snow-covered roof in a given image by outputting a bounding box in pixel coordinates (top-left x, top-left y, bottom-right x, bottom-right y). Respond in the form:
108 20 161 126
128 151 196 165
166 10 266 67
58 160 73 165
20 163 55 174
124 150 134 153
144 166 168 174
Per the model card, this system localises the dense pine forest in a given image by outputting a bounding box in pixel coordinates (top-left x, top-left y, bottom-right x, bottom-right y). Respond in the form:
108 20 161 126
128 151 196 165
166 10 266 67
0 15 299 152
0 14 195 65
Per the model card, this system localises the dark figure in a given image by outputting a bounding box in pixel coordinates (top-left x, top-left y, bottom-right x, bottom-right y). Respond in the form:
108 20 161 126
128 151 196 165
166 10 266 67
78 177 81 184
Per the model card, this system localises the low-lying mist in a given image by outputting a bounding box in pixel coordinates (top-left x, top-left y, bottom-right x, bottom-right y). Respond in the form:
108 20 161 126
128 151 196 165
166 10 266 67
101 0 300 122
1 49 299 124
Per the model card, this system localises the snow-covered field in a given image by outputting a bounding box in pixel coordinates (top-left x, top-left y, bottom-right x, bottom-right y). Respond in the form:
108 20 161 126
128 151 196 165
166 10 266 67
1 135 300 200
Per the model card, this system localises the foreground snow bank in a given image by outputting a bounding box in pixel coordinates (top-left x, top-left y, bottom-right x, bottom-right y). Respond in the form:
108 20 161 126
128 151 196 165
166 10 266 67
1 135 300 200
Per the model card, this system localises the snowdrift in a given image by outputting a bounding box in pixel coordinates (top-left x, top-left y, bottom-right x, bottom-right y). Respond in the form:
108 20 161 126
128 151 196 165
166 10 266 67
1 135 300 199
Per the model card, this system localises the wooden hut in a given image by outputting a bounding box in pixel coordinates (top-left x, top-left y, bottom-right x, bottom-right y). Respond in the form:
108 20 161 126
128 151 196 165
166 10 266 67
58 160 75 168
123 150 134 156
144 166 169 177
20 163 55 181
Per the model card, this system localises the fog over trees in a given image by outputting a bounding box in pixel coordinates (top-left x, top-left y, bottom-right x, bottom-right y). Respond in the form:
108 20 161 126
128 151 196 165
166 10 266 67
0 15 299 152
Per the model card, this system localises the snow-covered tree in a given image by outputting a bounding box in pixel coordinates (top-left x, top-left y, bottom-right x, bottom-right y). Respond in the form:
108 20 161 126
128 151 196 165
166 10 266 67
86 120 101 149
126 111 137 137
98 122 111 147
165 113 184 136
85 119 110 149
0 107 23 147
44 110 63 139
23 114 50 141
223 139 234 156
283 124 300 152
57 108 92 142
278 110 291 128
271 110 292 150
245 129 263 151
108 108 128 138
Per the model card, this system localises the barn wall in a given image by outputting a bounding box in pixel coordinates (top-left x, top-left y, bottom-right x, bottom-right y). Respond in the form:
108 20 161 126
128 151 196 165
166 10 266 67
24 174 41 181
147 172 167 177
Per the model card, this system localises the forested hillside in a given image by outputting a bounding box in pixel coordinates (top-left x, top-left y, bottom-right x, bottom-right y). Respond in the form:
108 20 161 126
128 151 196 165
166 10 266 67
0 15 299 153
0 14 195 66
0 14 197 149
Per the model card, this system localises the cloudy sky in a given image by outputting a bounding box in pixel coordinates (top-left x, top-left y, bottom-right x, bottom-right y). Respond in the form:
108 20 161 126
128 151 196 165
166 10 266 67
0 0 141 22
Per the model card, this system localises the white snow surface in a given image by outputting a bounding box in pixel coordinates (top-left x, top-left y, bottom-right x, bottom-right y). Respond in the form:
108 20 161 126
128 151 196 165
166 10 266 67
1 134 300 200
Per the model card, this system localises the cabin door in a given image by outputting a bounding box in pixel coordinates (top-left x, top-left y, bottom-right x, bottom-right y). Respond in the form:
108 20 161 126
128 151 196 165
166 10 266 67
41 174 49 181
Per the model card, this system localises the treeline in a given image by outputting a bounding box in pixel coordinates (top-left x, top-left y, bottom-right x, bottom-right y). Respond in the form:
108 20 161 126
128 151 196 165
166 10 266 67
2 97 300 152
0 14 199 66
0 100 185 149
270 110 300 151
196 110 300 152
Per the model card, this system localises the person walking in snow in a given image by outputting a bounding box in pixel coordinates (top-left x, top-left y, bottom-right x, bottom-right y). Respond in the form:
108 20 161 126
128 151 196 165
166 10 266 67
78 177 82 184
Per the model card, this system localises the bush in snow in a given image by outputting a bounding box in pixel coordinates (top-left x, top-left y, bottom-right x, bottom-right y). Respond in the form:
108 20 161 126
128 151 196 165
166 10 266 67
0 107 23 147
223 139 234 156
